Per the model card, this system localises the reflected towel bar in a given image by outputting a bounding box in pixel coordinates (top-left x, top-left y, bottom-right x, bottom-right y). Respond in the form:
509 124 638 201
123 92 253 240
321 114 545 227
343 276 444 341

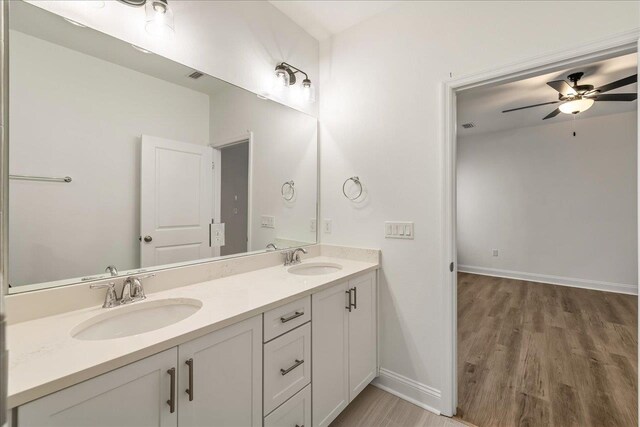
9 175 72 183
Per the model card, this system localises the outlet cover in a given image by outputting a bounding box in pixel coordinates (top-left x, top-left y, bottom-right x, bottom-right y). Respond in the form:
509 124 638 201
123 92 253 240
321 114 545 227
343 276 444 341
211 223 225 247
492 249 499 257
323 219 332 234
261 215 275 229
310 219 317 232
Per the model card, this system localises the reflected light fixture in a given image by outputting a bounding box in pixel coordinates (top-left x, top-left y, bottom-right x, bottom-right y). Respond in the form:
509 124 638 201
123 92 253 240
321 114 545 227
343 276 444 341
274 62 315 103
559 97 595 115
117 0 175 37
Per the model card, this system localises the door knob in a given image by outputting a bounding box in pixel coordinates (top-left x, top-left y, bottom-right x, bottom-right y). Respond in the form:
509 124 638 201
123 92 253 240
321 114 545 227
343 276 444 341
144 235 153 243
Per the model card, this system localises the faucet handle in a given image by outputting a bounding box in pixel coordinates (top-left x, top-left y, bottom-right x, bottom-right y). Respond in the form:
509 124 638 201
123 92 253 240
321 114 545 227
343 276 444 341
130 273 154 301
90 282 118 308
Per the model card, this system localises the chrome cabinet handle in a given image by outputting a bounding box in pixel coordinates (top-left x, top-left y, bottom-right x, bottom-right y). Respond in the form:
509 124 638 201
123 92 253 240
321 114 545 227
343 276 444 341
280 311 304 323
185 358 194 401
352 287 357 310
345 290 352 312
167 368 176 413
280 359 304 376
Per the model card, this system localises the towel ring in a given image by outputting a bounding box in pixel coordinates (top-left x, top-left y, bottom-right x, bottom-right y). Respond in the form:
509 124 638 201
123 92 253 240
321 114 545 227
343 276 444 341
281 180 295 201
343 176 363 201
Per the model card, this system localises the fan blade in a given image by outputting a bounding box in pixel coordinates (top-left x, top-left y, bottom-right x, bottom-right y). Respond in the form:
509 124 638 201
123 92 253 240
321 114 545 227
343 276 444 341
592 93 637 102
547 80 577 96
542 108 561 120
595 74 637 93
502 101 559 113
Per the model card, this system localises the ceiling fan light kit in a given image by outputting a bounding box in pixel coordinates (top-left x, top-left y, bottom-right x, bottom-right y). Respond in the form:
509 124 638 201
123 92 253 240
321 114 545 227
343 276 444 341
502 70 637 120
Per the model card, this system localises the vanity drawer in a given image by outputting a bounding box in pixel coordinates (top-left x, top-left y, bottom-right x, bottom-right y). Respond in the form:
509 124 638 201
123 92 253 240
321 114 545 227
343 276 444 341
264 384 311 427
263 296 311 342
264 323 311 415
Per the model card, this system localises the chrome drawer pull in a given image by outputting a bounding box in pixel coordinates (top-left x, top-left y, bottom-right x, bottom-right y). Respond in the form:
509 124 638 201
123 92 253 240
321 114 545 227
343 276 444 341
346 290 352 312
280 359 304 376
280 311 304 323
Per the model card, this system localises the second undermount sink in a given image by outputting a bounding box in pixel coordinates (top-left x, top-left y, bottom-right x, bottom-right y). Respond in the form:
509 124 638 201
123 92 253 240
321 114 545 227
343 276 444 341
71 298 203 341
288 262 343 276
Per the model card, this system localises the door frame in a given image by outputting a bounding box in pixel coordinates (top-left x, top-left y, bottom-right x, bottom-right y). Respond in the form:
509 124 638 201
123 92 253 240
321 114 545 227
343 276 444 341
210 131 254 255
440 29 640 417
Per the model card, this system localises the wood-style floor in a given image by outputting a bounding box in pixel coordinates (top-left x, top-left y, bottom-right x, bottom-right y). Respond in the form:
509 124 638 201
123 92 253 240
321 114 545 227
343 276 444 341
330 385 466 427
457 273 638 427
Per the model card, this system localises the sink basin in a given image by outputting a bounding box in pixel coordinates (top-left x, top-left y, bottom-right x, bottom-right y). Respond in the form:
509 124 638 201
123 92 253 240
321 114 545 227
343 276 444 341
71 298 202 341
288 262 343 276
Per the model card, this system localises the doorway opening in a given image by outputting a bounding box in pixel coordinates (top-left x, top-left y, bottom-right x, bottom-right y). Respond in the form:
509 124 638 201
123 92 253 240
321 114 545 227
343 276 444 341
441 33 639 426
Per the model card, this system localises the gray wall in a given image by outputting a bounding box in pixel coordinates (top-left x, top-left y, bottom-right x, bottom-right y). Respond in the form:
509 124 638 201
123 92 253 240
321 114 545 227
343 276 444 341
220 143 249 256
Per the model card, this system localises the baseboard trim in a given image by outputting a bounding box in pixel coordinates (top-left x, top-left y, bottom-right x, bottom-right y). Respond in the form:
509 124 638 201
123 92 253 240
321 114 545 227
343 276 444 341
372 368 441 415
458 265 638 295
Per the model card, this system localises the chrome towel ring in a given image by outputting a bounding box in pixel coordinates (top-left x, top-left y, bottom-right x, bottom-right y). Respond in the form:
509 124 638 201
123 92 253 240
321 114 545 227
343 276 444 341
343 176 363 201
281 180 295 201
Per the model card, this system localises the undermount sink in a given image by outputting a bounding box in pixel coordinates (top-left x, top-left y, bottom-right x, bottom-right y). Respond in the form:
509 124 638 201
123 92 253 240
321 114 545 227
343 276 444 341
288 262 343 276
71 298 202 341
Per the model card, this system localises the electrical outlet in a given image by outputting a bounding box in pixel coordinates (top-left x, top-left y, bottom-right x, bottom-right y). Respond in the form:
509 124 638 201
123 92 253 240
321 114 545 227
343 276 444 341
261 215 275 229
310 219 317 232
492 249 499 257
211 223 225 246
385 221 414 239
323 219 332 234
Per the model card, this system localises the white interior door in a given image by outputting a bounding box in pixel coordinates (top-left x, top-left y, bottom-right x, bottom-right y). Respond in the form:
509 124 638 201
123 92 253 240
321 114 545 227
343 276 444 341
141 135 213 268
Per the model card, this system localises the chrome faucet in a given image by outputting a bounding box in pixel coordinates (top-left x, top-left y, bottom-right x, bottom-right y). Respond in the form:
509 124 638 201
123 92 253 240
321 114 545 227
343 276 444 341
283 247 308 266
105 265 118 277
90 273 154 308
266 243 278 251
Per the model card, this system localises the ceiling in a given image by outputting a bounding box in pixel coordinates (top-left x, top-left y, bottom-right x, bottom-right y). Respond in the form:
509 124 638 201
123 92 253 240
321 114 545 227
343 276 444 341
457 53 638 136
269 1 397 41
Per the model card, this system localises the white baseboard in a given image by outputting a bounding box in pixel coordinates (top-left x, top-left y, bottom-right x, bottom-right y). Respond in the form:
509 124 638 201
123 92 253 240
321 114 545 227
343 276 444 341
458 265 638 295
372 368 441 415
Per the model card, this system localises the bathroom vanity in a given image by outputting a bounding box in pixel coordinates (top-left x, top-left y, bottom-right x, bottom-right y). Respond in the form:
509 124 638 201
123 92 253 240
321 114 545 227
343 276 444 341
7 248 379 427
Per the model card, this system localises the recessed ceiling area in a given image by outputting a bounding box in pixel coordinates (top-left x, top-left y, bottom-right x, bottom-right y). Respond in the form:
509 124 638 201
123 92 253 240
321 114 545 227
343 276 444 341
269 1 397 41
457 53 637 136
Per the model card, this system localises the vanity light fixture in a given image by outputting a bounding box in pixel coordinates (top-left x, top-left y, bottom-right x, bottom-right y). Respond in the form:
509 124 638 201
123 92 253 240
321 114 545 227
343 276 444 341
117 0 175 37
274 62 315 103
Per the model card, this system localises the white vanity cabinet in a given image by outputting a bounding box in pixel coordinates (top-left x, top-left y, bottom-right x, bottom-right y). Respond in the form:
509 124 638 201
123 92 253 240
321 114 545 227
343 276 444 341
17 348 178 427
312 271 377 427
17 316 262 427
177 315 262 427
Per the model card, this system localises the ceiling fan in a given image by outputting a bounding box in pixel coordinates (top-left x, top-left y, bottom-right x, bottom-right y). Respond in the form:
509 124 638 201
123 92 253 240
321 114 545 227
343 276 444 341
502 71 637 120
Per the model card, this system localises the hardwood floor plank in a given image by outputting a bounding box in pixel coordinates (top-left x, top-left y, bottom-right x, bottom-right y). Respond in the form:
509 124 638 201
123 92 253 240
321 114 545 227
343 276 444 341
457 273 637 427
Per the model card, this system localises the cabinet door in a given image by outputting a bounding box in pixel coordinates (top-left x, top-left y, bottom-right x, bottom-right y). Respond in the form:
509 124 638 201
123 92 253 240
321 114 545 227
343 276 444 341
348 271 377 401
178 315 262 427
312 281 349 427
18 348 178 427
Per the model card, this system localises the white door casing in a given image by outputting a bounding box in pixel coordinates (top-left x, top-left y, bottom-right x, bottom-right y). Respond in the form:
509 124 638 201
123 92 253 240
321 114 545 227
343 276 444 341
141 135 213 268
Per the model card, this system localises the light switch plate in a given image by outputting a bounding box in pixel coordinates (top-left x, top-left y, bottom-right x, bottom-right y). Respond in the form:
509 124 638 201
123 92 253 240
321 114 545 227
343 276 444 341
261 215 275 229
211 223 225 246
323 219 332 234
385 221 414 239
310 219 317 232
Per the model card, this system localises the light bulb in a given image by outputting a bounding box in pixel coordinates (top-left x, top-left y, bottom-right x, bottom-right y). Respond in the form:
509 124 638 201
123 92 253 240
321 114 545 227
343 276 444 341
274 65 290 87
145 0 175 37
559 97 594 115
302 79 315 103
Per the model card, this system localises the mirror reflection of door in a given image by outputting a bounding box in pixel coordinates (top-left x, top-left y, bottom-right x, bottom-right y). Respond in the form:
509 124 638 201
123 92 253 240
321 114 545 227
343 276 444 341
140 135 214 268
218 142 249 256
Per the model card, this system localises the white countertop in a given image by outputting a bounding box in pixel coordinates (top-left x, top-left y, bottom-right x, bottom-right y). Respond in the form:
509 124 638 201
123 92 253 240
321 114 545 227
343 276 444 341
7 256 378 408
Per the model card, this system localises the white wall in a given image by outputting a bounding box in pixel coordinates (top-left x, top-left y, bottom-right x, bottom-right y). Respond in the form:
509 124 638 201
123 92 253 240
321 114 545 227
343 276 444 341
9 30 209 286
318 1 639 414
457 112 637 293
26 0 319 117
209 85 317 251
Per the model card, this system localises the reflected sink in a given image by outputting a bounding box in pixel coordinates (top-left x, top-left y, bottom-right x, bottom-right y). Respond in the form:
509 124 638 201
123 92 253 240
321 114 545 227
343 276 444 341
288 262 343 276
72 298 202 341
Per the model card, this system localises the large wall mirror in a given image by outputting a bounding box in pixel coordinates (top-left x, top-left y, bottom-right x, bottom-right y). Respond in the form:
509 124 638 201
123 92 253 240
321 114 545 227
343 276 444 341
7 1 318 294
